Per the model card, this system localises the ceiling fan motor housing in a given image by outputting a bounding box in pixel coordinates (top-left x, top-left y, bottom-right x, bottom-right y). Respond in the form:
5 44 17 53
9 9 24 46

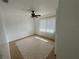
31 11 36 17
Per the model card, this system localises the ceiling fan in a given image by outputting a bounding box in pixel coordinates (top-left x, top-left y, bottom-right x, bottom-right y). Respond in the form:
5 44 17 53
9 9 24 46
31 10 41 18
2 0 41 18
22 8 41 18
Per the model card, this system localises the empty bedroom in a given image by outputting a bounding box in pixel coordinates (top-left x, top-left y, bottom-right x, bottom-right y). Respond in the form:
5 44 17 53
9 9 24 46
0 0 79 59
0 0 58 59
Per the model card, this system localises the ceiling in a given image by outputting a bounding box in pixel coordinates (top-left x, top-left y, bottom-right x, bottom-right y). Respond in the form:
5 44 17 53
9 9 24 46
0 0 58 18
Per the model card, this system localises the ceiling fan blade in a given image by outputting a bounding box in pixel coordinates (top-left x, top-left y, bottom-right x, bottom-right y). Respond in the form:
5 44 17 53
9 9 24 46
36 15 41 16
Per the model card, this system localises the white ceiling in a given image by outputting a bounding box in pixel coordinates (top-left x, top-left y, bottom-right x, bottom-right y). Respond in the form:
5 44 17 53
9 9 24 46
0 0 58 18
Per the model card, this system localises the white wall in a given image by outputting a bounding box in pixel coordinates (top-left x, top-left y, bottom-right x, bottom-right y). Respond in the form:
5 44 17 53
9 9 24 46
0 9 10 59
2 10 34 42
56 0 79 59
35 16 56 40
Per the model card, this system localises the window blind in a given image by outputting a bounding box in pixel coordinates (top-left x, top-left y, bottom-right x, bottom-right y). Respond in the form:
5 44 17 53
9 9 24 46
39 17 56 33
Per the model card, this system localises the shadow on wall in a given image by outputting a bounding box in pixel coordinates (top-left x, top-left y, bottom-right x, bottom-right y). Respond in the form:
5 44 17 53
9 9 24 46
0 53 2 59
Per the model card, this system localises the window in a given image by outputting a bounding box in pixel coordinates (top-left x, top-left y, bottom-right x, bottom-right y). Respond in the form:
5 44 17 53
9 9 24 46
39 17 56 33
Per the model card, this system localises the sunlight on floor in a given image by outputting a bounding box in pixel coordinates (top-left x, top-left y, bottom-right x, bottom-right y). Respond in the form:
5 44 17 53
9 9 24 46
34 36 48 42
